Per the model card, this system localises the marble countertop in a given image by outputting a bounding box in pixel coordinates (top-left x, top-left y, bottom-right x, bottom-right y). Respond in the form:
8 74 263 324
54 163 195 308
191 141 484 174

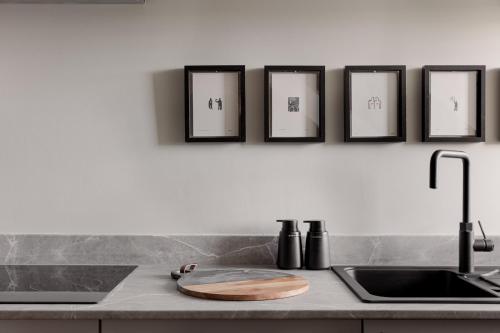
2 265 500 320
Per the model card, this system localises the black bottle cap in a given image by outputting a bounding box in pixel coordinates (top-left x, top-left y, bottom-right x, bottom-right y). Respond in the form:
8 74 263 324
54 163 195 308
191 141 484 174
304 220 326 232
277 219 299 232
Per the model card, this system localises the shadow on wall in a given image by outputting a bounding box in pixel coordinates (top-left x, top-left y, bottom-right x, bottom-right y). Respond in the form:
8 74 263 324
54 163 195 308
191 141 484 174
152 67 267 145
245 68 264 144
407 67 421 143
153 69 185 145
152 68 266 145
486 68 500 142
326 68 344 144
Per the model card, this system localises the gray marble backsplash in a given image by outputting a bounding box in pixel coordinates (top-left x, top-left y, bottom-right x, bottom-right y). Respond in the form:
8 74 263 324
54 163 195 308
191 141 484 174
1 234 500 268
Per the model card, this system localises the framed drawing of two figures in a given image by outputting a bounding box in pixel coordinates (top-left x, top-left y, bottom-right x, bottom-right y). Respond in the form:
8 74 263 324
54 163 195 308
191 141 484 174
184 65 245 142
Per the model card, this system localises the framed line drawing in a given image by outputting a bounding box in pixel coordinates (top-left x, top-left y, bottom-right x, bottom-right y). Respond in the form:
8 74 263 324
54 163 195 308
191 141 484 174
185 65 245 142
264 66 325 142
422 65 485 142
344 65 406 142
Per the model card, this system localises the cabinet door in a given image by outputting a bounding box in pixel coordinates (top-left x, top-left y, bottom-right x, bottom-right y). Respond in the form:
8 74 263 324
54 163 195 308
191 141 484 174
364 320 500 333
0 320 98 333
103 319 361 333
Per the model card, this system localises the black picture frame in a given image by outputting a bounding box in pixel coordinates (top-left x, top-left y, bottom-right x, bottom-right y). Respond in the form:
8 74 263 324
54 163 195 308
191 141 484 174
422 65 485 142
344 65 406 142
264 66 325 142
185 65 246 142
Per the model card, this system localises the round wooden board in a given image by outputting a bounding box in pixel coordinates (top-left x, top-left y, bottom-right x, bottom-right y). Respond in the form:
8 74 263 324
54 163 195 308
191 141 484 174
177 269 309 301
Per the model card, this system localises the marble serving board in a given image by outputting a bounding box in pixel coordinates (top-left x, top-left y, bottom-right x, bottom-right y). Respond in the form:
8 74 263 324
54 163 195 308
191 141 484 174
177 269 309 301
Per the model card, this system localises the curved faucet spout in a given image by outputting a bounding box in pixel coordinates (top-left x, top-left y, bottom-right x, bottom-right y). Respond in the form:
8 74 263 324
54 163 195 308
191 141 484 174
429 150 470 224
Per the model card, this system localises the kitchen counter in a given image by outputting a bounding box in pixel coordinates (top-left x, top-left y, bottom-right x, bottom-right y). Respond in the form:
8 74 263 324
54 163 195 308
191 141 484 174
1 265 500 320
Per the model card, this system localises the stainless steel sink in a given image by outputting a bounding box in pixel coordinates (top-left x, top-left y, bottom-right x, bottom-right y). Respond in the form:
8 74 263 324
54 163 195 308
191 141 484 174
333 266 500 303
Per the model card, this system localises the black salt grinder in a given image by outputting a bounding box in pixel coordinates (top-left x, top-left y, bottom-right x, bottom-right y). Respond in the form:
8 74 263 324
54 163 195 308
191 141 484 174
304 220 331 270
276 219 303 269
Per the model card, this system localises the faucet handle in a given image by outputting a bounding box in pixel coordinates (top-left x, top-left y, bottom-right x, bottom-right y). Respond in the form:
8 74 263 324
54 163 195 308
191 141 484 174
474 221 495 252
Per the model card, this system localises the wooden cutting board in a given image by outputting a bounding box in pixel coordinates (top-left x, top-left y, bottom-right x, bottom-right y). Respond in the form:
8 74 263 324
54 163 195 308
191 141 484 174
177 269 309 301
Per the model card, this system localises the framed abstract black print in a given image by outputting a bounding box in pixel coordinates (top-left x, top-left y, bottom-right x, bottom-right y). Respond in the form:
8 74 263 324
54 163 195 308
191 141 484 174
185 65 245 142
264 66 325 142
344 65 406 142
422 65 485 142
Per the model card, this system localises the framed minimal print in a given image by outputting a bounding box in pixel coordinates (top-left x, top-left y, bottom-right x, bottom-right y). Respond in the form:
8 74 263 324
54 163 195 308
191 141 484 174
422 65 485 142
344 65 406 142
185 65 245 142
264 66 325 142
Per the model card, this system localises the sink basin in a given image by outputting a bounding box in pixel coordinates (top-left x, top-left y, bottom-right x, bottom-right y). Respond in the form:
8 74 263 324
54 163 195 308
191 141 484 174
332 266 500 303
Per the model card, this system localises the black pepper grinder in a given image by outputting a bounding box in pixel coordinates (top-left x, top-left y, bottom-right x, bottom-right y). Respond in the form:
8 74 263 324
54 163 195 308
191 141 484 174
304 220 331 270
276 219 303 269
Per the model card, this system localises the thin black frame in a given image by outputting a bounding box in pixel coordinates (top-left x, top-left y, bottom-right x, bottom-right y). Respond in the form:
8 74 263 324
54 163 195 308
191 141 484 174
344 65 406 142
422 65 485 142
184 65 246 142
264 66 325 142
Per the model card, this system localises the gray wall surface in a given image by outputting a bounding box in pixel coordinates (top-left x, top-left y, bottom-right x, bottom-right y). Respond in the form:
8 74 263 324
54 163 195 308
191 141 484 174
0 0 499 235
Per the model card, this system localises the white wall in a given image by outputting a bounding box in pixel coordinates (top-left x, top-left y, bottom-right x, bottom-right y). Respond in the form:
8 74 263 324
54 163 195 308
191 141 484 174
0 0 500 235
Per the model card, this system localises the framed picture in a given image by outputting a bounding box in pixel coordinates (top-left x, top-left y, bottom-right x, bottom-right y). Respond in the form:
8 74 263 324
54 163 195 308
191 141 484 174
264 66 325 142
185 65 245 142
344 65 406 142
422 65 485 142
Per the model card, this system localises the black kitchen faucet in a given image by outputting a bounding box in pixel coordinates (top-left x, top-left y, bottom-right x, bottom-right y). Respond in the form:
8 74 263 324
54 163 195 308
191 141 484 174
430 150 494 275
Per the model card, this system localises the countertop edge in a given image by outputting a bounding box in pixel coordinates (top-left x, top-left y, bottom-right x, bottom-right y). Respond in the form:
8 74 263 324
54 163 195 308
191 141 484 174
0 310 499 321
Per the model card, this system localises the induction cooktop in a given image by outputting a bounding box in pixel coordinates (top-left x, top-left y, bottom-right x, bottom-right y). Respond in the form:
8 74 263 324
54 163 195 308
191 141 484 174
0 265 137 304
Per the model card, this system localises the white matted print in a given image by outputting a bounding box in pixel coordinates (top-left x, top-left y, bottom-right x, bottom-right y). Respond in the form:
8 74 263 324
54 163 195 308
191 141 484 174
270 72 320 137
191 72 240 137
430 71 477 137
351 72 398 137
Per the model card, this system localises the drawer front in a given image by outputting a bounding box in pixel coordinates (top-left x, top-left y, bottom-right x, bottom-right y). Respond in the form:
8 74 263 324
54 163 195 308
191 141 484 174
103 319 361 333
364 320 500 333
0 320 98 333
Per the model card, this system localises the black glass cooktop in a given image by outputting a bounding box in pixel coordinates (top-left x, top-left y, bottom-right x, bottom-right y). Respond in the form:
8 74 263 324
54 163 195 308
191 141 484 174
0 265 137 304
